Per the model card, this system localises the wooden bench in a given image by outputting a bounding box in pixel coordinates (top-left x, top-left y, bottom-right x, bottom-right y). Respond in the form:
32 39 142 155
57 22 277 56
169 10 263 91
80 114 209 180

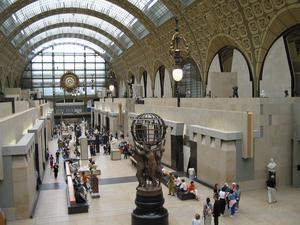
65 162 71 177
130 156 137 166
177 190 196 200
66 176 89 214
67 176 76 205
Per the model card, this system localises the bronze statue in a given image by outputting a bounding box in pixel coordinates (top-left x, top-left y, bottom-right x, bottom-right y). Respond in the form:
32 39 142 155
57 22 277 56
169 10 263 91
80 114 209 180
131 113 168 225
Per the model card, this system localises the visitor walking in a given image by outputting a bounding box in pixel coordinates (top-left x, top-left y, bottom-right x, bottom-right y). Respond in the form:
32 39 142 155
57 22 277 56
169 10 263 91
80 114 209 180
49 154 54 169
55 150 60 163
213 195 221 225
203 197 213 225
53 163 59 179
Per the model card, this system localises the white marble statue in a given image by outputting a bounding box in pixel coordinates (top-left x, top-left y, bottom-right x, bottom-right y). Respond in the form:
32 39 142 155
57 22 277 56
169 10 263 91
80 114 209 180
80 120 87 137
110 137 119 149
69 134 76 152
267 158 277 173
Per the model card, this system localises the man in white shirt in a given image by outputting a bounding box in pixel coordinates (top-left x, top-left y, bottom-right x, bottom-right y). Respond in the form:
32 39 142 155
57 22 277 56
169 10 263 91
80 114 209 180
175 175 182 188
179 179 187 192
218 188 227 216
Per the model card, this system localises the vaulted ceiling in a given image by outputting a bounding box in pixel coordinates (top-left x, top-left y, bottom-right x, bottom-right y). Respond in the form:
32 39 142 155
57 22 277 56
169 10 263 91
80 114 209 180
0 0 188 62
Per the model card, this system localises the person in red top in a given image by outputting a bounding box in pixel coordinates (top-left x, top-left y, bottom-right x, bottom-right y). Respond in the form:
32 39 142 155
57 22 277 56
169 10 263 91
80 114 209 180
188 181 199 200
81 172 90 191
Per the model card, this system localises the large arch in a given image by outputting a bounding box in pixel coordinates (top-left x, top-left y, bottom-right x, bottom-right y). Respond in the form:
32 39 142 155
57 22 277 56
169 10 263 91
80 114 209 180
29 41 110 63
205 34 254 84
19 27 123 58
207 46 253 97
178 57 203 97
6 9 139 44
258 4 300 80
0 0 156 35
15 23 126 51
23 34 116 59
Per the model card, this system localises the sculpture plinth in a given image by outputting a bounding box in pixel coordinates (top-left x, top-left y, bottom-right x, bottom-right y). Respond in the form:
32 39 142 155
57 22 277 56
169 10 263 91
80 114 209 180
131 113 168 225
132 187 168 225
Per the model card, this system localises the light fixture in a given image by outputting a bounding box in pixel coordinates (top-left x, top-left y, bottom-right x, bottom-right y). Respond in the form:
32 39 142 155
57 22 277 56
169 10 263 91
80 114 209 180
109 84 115 92
169 17 189 107
172 68 183 82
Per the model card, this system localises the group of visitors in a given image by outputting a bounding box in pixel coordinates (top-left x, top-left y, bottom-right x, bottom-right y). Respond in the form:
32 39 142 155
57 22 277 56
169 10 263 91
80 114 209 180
167 173 199 200
191 182 241 225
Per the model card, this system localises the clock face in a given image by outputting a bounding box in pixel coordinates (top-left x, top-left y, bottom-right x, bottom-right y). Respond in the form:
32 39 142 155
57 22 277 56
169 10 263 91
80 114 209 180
60 72 80 92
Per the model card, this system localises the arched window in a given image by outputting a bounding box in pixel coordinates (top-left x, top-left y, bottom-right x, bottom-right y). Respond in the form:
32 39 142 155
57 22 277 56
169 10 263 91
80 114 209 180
21 42 108 98
261 25 300 97
177 59 202 97
207 46 252 97
285 26 300 96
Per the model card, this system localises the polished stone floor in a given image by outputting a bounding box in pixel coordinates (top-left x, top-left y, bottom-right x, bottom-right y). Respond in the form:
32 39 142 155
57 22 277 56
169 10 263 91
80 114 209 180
7 138 300 225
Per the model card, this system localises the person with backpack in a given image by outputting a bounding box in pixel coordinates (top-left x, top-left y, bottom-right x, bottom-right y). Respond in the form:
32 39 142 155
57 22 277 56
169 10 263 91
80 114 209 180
203 197 213 225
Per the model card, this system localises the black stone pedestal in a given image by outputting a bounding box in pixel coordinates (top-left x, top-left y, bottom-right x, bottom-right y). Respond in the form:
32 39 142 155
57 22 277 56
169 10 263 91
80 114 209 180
132 187 168 225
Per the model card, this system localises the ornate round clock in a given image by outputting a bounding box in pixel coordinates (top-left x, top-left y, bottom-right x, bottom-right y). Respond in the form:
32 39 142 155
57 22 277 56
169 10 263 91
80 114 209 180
60 71 80 93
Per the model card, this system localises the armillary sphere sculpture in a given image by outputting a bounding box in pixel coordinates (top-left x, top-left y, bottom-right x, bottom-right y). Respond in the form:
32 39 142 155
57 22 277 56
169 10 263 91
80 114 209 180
131 113 168 225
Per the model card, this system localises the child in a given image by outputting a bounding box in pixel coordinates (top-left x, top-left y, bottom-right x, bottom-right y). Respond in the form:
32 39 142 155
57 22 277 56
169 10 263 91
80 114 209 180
192 213 201 225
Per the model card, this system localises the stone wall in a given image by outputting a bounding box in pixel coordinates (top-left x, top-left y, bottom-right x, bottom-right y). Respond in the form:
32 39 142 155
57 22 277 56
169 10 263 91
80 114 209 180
0 108 38 180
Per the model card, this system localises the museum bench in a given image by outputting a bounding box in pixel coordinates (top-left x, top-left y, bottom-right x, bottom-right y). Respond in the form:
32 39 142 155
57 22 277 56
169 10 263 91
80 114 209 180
66 176 89 214
177 190 196 200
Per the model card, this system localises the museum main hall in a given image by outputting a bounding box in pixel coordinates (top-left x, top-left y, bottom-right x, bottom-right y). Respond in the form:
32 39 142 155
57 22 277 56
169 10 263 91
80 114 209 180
0 1 300 225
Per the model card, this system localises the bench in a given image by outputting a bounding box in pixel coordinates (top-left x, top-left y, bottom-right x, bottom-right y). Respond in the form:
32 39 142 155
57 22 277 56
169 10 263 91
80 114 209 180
130 156 137 166
67 176 76 205
66 176 89 214
65 162 71 177
177 190 196 200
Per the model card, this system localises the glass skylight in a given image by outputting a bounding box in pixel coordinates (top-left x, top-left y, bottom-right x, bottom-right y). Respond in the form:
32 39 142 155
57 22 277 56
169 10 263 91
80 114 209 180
11 13 133 49
0 0 17 14
1 0 149 39
22 38 113 62
19 27 123 57
180 0 196 6
127 0 172 26
33 38 108 55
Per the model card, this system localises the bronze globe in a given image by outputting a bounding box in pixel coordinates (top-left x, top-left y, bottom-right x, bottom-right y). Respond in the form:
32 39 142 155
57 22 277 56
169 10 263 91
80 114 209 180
131 113 166 147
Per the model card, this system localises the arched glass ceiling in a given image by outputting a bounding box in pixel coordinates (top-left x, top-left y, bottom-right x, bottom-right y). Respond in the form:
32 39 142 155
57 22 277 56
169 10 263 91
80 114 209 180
0 0 172 27
12 14 133 49
18 27 123 56
127 0 172 26
20 31 121 58
27 38 112 61
1 0 149 39
180 0 196 6
0 0 14 14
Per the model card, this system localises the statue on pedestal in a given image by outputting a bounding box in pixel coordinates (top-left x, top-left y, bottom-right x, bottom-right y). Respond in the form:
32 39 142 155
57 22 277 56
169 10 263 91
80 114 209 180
131 113 168 225
88 159 101 198
80 120 87 137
